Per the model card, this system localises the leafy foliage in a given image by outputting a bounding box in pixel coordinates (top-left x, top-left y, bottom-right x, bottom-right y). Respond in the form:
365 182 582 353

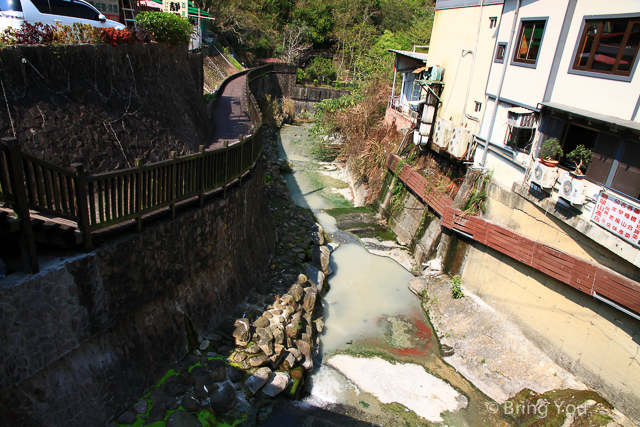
538 137 563 161
566 144 593 175
2 22 55 45
136 11 194 45
450 275 464 299
463 170 492 216
1 22 152 46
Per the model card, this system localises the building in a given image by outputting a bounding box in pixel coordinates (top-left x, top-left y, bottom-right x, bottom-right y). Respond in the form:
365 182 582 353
397 0 640 421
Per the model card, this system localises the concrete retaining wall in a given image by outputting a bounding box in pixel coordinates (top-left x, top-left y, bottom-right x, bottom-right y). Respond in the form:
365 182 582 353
0 164 275 426
460 183 640 424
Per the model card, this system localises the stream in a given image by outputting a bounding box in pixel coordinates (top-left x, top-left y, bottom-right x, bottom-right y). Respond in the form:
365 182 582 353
277 124 506 427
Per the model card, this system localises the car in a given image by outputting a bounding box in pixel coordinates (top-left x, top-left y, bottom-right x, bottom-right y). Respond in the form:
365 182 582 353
0 0 125 33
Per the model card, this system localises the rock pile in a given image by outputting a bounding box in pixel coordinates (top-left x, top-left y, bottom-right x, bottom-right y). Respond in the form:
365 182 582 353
111 125 333 426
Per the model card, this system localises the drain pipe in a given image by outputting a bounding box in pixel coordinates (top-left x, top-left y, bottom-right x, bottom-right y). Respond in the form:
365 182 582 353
460 0 484 129
479 0 521 167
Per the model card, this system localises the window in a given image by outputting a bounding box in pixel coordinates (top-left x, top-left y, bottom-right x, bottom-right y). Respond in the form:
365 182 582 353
611 140 640 199
31 0 51 13
506 126 535 153
49 0 74 16
474 102 482 113
489 17 497 29
572 17 640 77
0 0 22 12
513 20 546 65
495 43 507 63
410 81 421 102
73 1 100 20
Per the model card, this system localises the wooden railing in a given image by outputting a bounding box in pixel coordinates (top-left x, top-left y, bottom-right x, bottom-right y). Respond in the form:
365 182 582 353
387 153 640 319
1 68 270 274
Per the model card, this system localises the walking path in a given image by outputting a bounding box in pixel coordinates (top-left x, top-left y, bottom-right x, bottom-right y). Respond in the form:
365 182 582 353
207 73 254 149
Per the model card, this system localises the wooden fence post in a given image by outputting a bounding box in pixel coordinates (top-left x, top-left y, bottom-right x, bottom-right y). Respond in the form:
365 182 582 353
72 163 92 251
4 138 39 274
198 145 205 208
239 136 244 187
224 141 229 199
170 151 177 219
135 158 143 232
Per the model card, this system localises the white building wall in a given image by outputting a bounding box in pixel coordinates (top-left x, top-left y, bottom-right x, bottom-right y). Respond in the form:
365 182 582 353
486 0 570 109
549 0 640 122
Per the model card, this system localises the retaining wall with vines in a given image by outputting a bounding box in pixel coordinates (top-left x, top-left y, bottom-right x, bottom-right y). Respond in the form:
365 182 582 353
0 43 207 174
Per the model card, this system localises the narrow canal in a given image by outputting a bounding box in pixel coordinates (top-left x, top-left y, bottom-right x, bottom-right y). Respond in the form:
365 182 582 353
277 124 509 427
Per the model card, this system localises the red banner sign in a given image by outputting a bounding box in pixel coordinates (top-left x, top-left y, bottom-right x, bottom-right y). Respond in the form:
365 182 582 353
591 191 640 246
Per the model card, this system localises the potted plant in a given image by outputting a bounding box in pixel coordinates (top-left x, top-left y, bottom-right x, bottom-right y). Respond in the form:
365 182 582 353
566 145 593 178
538 138 563 166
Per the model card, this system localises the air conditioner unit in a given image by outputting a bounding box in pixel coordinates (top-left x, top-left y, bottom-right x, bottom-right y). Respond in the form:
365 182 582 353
447 126 470 158
558 173 586 205
507 112 536 128
433 119 443 147
531 161 559 189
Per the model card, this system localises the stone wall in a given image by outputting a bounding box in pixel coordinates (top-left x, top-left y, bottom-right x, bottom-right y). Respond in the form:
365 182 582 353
0 164 275 427
0 44 208 174
248 67 348 117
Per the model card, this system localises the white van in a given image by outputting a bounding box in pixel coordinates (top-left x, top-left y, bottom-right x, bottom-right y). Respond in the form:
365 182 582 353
0 0 125 32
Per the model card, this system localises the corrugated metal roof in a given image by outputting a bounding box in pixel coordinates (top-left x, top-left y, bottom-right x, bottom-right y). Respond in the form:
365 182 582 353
541 102 640 132
508 107 534 115
436 0 504 10
387 49 429 61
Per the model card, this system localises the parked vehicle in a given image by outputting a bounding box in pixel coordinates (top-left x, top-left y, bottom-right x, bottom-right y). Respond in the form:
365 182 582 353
0 0 125 32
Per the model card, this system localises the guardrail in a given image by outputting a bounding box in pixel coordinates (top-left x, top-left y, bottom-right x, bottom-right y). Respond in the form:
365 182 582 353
387 153 640 320
1 67 271 274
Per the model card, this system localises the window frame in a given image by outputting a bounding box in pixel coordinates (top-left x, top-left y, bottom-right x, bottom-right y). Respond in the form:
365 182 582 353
569 14 640 81
511 18 548 69
489 17 497 29
474 101 482 113
495 42 507 63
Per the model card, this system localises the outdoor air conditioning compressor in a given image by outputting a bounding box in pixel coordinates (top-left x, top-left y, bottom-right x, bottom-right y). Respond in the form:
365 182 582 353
558 172 587 206
531 161 559 189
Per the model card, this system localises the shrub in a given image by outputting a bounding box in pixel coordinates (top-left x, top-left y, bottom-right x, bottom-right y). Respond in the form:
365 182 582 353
451 275 464 299
566 144 593 175
2 22 55 45
538 137 563 161
100 27 134 46
136 11 193 45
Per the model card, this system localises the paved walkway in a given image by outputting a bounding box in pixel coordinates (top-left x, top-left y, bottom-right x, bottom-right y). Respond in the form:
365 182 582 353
207 73 254 149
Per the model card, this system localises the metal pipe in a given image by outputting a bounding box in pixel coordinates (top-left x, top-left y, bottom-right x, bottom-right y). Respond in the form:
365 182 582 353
461 0 484 128
480 0 521 167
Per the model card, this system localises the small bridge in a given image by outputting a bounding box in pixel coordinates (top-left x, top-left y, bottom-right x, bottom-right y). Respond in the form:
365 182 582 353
0 66 276 274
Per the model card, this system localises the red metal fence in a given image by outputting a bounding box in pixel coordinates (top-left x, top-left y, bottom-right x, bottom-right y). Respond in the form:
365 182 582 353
387 154 640 317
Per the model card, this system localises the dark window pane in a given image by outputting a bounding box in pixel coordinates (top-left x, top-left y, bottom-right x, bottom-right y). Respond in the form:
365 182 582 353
506 126 534 153
611 140 640 199
49 0 73 16
74 2 98 19
31 0 50 13
586 132 619 185
496 44 505 61
542 116 564 142
560 124 598 172
0 0 22 12
618 22 640 72
514 21 545 63
578 24 598 66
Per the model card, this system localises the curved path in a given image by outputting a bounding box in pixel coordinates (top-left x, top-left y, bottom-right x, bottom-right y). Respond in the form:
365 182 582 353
207 73 254 149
